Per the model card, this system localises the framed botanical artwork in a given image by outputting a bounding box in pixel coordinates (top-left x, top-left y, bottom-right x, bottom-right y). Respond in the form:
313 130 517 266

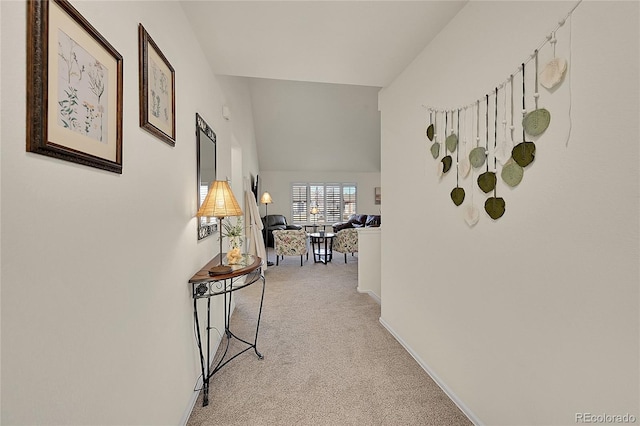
138 23 176 146
26 0 124 174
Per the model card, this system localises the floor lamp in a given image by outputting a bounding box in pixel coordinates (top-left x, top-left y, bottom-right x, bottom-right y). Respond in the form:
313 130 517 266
197 181 243 275
260 191 274 266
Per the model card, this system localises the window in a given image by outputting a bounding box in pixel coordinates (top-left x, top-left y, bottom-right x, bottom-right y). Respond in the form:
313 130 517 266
291 183 357 223
291 184 308 223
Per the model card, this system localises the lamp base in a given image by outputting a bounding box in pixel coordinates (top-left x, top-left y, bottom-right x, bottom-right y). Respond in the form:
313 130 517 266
209 265 233 276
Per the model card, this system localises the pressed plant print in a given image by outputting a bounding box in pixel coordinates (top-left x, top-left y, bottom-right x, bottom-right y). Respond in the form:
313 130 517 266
57 29 108 143
149 58 170 124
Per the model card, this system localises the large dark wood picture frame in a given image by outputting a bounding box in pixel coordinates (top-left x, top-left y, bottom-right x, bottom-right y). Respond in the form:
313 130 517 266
138 23 176 147
26 0 124 174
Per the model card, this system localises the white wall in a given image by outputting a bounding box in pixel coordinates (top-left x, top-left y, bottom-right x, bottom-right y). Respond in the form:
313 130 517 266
249 78 381 174
1 1 259 424
258 171 381 224
356 227 381 302
217 74 260 178
379 1 638 425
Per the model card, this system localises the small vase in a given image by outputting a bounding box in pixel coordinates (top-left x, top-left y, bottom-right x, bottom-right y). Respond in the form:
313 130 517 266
229 236 242 250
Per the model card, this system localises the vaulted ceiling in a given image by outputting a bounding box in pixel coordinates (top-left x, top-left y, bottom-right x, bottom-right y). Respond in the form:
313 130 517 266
181 1 467 172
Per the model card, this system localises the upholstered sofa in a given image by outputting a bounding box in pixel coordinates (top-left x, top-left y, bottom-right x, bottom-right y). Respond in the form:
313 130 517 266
262 214 302 247
332 214 381 233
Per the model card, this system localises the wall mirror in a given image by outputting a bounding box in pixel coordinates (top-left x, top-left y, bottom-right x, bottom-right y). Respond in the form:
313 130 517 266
196 113 217 240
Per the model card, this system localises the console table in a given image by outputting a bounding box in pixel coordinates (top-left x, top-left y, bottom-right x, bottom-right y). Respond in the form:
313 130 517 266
188 254 265 407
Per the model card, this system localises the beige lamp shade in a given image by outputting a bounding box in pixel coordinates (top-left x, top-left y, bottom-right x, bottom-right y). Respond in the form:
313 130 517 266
260 192 273 205
310 206 319 215
197 180 243 218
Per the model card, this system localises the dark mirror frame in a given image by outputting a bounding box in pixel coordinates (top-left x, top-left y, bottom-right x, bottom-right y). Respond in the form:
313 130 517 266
196 113 217 240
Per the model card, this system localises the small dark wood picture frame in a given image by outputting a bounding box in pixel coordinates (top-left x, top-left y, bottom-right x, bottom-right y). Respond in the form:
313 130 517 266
26 0 124 173
138 23 176 146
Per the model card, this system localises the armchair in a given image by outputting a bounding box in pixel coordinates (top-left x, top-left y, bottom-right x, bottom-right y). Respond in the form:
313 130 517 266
272 229 308 266
333 228 358 263
262 214 302 247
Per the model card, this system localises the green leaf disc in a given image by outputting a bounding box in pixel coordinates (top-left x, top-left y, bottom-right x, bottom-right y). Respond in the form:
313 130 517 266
485 197 506 220
477 171 497 193
523 108 551 136
469 147 487 168
451 187 465 206
446 134 458 153
501 159 524 187
441 155 452 173
512 141 536 167
430 142 440 159
426 124 434 141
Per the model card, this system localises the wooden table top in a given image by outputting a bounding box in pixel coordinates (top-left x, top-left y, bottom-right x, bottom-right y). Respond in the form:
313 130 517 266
189 254 261 283
308 232 335 238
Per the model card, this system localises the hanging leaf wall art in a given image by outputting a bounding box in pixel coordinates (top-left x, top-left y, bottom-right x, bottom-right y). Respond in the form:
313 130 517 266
430 110 440 158
464 204 480 226
446 133 458 153
501 158 524 187
419 1 581 226
459 157 471 178
485 87 506 220
464 104 479 227
469 102 484 169
469 147 487 168
450 109 465 206
477 94 496 196
485 197 506 220
459 108 471 179
426 111 435 141
441 111 453 174
523 50 551 136
540 31 568 90
478 172 497 193
431 143 440 159
495 75 515 165
512 141 536 167
441 155 452 173
540 58 567 89
523 109 550 136
427 125 435 141
451 187 465 206
513 62 537 168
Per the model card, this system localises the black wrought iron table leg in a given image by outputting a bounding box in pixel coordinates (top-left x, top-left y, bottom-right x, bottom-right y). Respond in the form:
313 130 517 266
253 275 266 359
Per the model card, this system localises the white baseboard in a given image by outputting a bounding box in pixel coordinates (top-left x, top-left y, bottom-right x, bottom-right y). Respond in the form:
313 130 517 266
357 287 381 304
379 317 483 426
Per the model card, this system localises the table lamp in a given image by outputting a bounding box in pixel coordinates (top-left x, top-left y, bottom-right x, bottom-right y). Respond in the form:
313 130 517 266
260 191 274 266
310 206 319 232
197 180 243 275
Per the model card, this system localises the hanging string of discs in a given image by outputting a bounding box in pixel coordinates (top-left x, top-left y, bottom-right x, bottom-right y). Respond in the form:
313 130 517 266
421 0 582 114
456 109 460 188
418 1 582 223
494 87 498 198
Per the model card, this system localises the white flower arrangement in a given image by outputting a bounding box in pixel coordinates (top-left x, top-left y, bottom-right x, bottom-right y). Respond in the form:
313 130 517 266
222 217 244 248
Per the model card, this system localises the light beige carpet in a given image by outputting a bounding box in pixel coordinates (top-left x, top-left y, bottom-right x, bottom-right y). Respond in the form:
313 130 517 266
187 253 471 426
